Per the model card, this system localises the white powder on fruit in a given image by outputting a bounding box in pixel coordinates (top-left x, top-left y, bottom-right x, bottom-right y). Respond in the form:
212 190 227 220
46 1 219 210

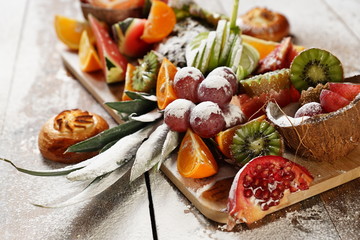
295 102 323 117
174 67 203 83
223 104 246 128
201 76 231 90
165 99 195 118
190 101 223 121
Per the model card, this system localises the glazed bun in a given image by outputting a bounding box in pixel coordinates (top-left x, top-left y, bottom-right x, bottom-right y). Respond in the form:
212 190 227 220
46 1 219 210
38 109 109 164
238 7 290 42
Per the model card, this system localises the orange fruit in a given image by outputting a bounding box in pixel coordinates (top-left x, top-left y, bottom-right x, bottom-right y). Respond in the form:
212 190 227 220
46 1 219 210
54 15 94 50
141 0 176 43
243 34 305 60
79 30 102 72
122 63 137 101
156 58 178 110
214 125 242 159
177 129 218 179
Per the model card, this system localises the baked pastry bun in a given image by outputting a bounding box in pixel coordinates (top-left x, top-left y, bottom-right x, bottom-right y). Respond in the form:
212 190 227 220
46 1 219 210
38 109 109 164
238 7 290 42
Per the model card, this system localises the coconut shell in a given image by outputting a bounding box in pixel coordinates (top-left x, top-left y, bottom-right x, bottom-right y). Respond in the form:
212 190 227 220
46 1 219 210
81 2 143 25
266 96 360 162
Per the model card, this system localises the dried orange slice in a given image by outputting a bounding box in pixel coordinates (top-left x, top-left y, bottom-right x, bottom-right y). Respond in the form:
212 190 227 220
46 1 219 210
54 15 94 50
141 0 176 43
156 58 178 110
177 129 218 178
243 34 304 59
79 30 102 72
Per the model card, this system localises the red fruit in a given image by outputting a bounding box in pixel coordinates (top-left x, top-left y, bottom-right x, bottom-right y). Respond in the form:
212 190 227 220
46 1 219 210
289 84 301 102
227 156 313 227
112 18 152 58
197 76 233 108
328 82 360 101
257 37 293 74
320 89 350 113
189 101 225 138
207 67 238 95
174 67 205 103
294 102 324 118
88 15 128 83
164 99 195 132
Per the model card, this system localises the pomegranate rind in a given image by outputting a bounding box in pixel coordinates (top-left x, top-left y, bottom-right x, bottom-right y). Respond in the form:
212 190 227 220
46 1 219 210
266 95 360 162
227 155 313 228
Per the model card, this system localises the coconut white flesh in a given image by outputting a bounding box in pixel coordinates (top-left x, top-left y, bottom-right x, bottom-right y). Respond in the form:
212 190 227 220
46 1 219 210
266 102 310 127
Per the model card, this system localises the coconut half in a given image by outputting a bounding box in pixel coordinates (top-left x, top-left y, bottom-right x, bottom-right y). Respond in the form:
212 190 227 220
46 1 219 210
266 95 360 162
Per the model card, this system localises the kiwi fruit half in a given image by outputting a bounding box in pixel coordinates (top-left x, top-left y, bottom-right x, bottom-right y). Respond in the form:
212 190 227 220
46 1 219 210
132 51 160 92
290 48 343 91
230 117 283 166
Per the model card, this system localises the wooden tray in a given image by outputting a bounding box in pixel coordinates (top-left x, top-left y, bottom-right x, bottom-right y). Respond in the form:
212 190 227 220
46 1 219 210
61 48 360 224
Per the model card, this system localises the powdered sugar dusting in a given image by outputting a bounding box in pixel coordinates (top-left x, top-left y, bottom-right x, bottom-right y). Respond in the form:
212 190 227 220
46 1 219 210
223 104 246 128
190 101 223 121
174 67 204 83
201 76 231 90
165 99 195 118
294 102 323 118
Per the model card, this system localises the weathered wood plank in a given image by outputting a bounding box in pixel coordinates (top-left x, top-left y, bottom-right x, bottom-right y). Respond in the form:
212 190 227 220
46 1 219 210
0 0 153 239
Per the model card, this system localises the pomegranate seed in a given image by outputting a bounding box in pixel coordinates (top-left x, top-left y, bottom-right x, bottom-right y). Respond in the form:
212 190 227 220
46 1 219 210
283 181 291 189
261 169 270 178
261 179 269 189
268 176 275 184
273 200 280 206
284 166 292 173
284 171 295 181
299 182 309 190
244 189 253 198
271 189 281 200
254 189 263 199
290 186 298 193
261 204 270 211
262 190 270 201
276 183 285 191
255 164 263 172
252 178 261 188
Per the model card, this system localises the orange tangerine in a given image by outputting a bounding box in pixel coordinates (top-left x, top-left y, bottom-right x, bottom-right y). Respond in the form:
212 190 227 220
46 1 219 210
156 58 178 110
243 34 305 59
141 0 176 43
122 63 137 101
54 15 94 50
79 30 102 72
214 125 242 159
177 129 218 179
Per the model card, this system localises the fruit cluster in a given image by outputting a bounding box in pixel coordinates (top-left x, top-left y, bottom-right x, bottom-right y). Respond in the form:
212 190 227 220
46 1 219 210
295 82 360 117
164 66 245 138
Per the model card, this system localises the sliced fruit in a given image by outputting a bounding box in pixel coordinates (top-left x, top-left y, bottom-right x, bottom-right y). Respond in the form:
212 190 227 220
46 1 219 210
112 18 152 58
227 155 313 227
257 37 294 74
199 31 216 73
230 116 284 166
122 63 137 101
141 0 176 43
215 124 242 159
177 128 218 178
290 48 344 91
242 34 305 60
156 58 178 110
237 42 260 79
54 15 94 50
208 19 227 71
240 69 291 97
320 89 350 113
131 51 160 92
79 30 102 72
328 82 360 101
88 15 128 83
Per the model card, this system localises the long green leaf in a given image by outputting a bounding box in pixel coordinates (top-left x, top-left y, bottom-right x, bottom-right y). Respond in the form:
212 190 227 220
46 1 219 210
124 91 157 102
0 158 87 176
66 120 147 153
105 99 156 115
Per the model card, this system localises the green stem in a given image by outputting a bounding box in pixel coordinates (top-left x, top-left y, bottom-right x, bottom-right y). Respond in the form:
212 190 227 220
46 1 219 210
230 0 240 30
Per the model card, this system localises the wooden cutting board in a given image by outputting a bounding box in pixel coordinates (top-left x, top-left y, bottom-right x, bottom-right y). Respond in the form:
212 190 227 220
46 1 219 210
61 48 360 224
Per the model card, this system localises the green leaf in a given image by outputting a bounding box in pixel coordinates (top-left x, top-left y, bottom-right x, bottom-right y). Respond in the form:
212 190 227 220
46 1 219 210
105 99 156 115
124 91 157 102
0 158 87 176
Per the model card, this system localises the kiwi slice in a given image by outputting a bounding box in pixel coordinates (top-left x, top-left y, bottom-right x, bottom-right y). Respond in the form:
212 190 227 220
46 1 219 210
290 48 343 91
132 51 160 92
230 118 283 166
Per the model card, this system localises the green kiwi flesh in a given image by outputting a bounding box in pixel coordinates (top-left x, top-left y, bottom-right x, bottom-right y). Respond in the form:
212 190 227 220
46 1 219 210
290 48 343 91
132 51 160 92
230 118 283 166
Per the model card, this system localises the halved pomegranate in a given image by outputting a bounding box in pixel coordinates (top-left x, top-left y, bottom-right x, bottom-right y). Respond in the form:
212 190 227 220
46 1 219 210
227 155 313 228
